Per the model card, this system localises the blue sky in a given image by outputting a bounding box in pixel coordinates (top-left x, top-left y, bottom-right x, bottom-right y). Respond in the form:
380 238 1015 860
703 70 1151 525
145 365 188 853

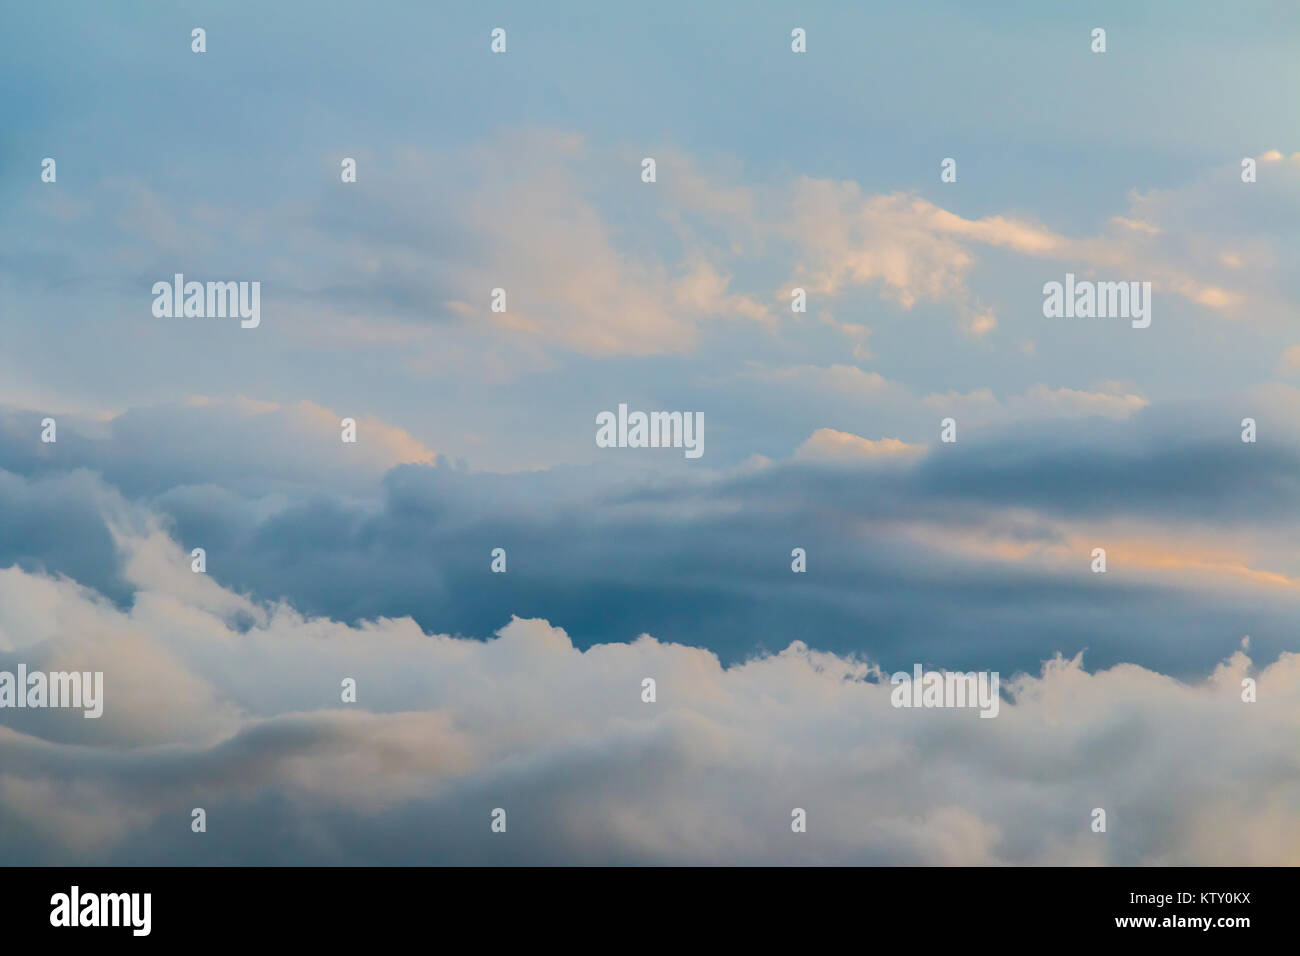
1 1 1298 864
4 0 1297 450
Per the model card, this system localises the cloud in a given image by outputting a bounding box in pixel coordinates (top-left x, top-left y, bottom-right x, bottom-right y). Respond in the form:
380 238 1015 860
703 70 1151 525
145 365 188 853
0 526 1295 865
4 391 1299 686
792 187 1252 323
794 428 925 464
667 150 1300 335
1110 150 1300 320
1008 384 1149 420
299 132 773 359
90 134 1300 373
26 133 1295 409
5 4 1298 870
0 396 435 497
924 383 1149 423
923 387 999 411
740 363 893 400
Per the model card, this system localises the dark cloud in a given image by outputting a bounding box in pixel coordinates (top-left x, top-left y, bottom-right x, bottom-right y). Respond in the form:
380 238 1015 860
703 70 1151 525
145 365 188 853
156 428 1300 678
3 399 1297 680
0 468 132 606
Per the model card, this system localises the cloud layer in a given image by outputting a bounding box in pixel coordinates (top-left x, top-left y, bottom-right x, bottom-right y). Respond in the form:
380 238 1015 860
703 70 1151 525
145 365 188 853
2 525 1295 865
3 2 1298 865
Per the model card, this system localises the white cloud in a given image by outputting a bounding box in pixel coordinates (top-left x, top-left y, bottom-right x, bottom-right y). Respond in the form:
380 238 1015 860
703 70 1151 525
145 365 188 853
0 520 1295 864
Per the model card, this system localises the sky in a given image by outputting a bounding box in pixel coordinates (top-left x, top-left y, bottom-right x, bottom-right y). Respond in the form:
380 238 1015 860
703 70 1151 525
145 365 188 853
0 0 1298 864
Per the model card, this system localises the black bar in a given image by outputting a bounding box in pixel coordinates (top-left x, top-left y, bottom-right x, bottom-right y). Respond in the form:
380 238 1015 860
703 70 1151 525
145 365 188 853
3 866 1278 942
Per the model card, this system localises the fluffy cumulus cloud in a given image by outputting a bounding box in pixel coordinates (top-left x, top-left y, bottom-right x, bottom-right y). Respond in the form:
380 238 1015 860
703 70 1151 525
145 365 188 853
1 380 1299 864
1 520 1295 865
